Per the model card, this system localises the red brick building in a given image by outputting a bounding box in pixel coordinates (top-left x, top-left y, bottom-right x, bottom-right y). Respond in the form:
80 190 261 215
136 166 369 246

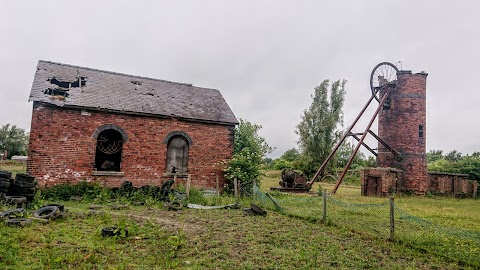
362 67 477 197
27 60 238 189
377 70 428 194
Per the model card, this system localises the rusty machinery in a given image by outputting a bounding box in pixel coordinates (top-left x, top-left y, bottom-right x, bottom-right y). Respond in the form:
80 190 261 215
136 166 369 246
271 62 401 193
271 168 311 192
309 62 401 193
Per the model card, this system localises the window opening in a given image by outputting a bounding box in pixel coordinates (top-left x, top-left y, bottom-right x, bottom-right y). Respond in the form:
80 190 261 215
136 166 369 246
166 136 189 173
95 129 123 171
418 125 424 138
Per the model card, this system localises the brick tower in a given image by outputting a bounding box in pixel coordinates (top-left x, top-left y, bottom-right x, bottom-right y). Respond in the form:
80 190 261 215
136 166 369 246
377 70 428 194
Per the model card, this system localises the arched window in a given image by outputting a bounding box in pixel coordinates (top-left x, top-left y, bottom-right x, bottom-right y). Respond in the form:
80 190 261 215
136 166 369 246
166 136 189 173
94 129 124 171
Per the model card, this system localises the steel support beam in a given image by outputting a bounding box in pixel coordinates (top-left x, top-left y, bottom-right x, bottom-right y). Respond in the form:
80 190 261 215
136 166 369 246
309 94 376 185
332 86 393 194
367 130 399 159
349 133 377 156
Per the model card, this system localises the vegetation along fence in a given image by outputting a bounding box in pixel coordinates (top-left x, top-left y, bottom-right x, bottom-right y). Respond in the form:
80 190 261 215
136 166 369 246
252 185 480 268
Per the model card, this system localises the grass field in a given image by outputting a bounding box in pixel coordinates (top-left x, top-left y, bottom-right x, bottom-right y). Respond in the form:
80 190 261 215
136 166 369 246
0 165 479 269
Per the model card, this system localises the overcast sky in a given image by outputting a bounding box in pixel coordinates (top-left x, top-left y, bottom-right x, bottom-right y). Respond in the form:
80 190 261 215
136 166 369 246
1 1 479 158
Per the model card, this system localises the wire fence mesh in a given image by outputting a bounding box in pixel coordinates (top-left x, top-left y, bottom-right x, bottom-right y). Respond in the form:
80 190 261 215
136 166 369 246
252 185 480 267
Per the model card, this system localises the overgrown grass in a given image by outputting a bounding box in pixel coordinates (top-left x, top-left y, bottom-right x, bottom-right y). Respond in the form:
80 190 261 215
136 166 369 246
1 164 478 268
0 208 185 269
0 201 469 269
0 161 26 177
258 174 480 268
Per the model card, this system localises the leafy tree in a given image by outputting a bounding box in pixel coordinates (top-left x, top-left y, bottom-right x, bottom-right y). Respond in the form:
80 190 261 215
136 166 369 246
445 150 463 162
271 158 292 170
427 150 480 181
364 156 377 168
427 149 444 163
224 119 273 193
262 157 273 168
0 124 29 159
295 79 346 176
280 148 300 162
336 140 366 169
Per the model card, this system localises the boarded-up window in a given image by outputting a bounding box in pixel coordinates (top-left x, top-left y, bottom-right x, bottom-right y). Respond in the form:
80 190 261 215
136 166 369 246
166 136 189 173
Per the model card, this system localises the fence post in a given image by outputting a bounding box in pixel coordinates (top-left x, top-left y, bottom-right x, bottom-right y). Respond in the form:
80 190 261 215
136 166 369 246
234 177 239 200
323 189 327 224
186 174 191 198
389 197 395 241
266 192 282 211
216 175 220 197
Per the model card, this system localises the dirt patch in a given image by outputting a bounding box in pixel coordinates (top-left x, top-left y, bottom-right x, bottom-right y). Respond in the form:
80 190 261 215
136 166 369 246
110 208 204 234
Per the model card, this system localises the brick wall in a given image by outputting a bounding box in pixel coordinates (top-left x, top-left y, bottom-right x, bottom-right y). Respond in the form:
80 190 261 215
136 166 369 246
377 71 428 194
428 172 478 197
27 102 235 189
361 168 402 196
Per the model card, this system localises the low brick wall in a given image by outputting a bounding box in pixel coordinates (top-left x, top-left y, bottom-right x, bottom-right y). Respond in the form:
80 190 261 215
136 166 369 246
428 172 478 198
361 167 478 198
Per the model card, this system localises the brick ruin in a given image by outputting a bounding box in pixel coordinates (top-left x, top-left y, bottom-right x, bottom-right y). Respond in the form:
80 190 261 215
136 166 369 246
362 69 477 197
28 103 234 189
27 61 238 190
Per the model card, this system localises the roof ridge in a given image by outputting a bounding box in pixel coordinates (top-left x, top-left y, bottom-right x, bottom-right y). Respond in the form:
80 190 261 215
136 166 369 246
38 60 194 87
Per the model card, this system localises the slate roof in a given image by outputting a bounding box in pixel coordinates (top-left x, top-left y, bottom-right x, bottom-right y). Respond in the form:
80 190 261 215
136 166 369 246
29 60 238 125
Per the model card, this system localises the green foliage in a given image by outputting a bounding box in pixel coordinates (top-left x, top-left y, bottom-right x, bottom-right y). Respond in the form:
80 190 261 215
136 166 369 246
296 79 346 176
428 155 480 181
224 119 273 194
40 181 105 201
364 156 377 167
0 175 477 269
271 158 293 170
262 157 273 168
336 140 366 169
185 187 208 205
0 209 185 269
0 124 29 158
268 148 302 171
427 149 444 163
427 149 480 181
280 148 300 162
39 181 163 204
445 150 463 162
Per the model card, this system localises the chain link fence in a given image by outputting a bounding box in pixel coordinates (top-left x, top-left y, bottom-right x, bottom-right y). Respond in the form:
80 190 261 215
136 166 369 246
252 185 480 268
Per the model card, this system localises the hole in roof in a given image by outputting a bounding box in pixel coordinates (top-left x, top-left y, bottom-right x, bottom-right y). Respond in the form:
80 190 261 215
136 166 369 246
48 77 86 88
44 88 69 98
131 80 142 85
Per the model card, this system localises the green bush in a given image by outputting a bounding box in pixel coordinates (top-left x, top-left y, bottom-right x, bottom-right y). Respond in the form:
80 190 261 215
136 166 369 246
271 158 293 170
40 181 104 201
